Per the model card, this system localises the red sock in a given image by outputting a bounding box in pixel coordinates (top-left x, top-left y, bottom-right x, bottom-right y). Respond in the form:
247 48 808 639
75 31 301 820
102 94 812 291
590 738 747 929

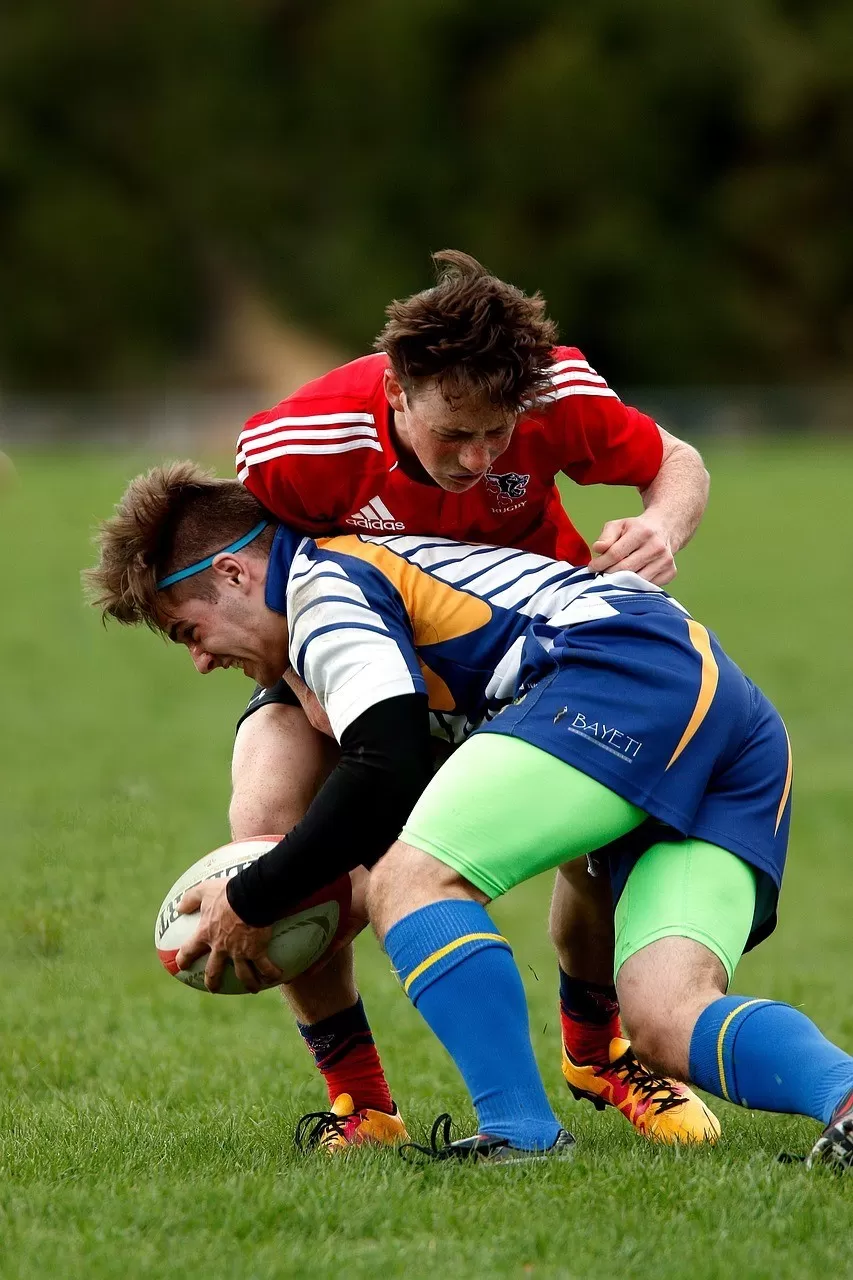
298 997 393 1114
559 971 621 1066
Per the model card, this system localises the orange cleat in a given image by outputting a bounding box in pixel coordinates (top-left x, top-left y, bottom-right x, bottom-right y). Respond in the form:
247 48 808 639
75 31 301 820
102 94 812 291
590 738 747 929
562 1037 721 1144
295 1091 410 1154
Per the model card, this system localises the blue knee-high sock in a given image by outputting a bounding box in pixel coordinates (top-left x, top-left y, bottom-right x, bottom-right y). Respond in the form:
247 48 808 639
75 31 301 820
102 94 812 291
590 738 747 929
689 996 853 1124
384 899 561 1150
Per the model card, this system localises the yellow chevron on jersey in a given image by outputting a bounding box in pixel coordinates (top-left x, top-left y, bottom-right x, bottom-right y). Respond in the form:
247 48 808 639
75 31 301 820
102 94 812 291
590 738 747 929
315 535 493 646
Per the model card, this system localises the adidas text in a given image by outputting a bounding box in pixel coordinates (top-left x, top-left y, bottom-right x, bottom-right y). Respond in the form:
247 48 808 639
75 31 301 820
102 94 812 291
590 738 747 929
345 513 406 531
345 497 406 531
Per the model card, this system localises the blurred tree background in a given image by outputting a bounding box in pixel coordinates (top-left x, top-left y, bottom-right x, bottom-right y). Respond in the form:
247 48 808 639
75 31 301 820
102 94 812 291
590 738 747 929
1 0 852 391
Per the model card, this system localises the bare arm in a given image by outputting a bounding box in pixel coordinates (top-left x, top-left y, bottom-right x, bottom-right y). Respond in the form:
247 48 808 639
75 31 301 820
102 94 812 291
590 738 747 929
639 428 710 555
588 427 709 585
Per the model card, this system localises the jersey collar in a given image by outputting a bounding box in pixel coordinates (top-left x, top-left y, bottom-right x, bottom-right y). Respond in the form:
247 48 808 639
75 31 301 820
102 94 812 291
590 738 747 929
264 524 306 616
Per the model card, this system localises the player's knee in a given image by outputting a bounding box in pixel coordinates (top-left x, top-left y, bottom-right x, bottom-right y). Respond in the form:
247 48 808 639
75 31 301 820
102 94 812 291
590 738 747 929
368 842 473 942
620 1008 679 1077
617 974 691 1075
618 938 725 1077
228 764 307 840
230 703 335 839
621 995 719 1080
367 842 416 938
617 962 684 1074
228 787 305 841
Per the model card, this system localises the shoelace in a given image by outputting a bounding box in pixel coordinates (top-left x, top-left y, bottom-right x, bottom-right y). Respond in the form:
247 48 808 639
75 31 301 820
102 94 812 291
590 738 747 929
604 1050 688 1114
294 1107 354 1152
399 1113 461 1162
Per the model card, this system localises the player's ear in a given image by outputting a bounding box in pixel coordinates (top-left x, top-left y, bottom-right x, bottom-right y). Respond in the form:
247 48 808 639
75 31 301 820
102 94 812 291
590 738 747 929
383 367 406 412
211 553 249 590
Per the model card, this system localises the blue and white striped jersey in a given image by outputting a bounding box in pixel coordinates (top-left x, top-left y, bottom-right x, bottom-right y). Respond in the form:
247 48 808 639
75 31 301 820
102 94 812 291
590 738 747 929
265 526 688 745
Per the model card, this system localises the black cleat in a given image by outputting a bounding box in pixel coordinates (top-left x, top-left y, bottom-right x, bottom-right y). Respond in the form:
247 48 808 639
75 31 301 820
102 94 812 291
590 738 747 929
400 1113 575 1164
807 1088 853 1172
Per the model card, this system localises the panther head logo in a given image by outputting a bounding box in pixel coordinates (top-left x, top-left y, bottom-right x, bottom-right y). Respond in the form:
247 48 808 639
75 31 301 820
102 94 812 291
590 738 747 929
484 471 531 504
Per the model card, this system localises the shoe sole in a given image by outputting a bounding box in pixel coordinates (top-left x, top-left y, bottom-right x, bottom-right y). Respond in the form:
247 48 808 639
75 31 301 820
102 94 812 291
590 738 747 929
488 1132 577 1164
402 1130 576 1165
487 1149 576 1164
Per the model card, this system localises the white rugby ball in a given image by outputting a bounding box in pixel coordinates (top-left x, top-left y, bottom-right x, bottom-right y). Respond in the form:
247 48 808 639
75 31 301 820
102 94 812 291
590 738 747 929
154 837 352 995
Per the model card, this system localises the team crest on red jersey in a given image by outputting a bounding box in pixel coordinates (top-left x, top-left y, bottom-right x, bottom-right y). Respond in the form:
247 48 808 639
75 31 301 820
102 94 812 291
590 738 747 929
485 471 531 505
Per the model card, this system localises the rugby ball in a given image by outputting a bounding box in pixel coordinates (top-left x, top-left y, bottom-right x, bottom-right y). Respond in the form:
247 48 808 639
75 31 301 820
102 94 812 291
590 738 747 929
154 836 352 995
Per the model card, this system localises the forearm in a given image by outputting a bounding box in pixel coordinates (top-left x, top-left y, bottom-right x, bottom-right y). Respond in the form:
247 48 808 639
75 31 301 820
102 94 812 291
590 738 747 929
226 695 433 926
639 429 709 553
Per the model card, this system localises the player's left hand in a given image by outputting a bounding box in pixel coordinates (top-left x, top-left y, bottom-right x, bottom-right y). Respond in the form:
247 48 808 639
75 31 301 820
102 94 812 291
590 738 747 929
176 879 282 994
589 514 677 585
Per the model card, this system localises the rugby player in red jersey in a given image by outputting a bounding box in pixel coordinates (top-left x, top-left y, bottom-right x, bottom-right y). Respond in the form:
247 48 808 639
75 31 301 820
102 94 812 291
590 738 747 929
229 251 711 1149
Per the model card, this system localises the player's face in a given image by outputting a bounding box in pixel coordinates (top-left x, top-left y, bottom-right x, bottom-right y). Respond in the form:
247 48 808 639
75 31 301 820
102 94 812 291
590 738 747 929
164 583 289 689
386 374 517 492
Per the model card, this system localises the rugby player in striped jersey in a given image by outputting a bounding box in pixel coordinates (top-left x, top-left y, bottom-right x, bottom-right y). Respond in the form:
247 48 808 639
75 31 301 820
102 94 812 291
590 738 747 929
88 470 853 1171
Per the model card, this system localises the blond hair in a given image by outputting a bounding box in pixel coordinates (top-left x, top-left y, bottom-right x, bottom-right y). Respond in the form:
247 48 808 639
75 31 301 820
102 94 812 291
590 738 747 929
83 460 274 630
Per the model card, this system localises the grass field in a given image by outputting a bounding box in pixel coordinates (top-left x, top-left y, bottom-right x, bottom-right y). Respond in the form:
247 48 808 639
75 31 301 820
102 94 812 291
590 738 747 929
1 441 851 1279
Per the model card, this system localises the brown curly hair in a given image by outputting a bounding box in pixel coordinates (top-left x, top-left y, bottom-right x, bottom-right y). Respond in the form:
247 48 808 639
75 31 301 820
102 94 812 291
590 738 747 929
375 249 558 411
83 461 274 631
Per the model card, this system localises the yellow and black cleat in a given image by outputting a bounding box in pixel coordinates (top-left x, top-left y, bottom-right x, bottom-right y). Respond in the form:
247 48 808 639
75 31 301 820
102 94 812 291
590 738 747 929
295 1092 409 1154
562 1036 721 1144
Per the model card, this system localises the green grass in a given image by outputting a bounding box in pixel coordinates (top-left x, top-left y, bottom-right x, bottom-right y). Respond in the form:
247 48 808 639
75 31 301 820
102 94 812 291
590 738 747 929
1 442 851 1279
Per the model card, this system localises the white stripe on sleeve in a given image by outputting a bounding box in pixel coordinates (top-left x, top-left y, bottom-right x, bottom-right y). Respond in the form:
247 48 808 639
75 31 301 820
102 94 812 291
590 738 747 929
536 384 619 403
238 412 376 444
288 573 374 626
546 358 595 375
290 601 388 667
240 426 378 459
288 552 346 583
237 437 383 480
548 371 609 389
299 628 419 740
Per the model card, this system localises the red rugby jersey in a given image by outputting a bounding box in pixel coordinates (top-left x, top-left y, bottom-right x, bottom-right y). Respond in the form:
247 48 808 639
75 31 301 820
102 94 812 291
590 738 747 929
235 347 663 563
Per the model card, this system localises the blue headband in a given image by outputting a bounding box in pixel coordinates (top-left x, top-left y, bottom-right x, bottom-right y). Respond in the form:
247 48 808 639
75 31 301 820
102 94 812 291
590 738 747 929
156 521 270 591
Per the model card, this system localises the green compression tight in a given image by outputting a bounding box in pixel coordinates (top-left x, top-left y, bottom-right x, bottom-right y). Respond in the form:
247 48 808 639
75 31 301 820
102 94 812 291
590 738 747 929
401 731 757 982
401 732 646 899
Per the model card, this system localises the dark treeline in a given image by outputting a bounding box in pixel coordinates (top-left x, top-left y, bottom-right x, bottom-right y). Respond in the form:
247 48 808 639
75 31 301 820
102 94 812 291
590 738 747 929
2 0 852 389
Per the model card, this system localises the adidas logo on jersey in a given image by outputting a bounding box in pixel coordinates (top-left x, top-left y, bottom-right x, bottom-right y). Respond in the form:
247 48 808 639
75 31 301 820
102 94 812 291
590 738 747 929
345 497 406 531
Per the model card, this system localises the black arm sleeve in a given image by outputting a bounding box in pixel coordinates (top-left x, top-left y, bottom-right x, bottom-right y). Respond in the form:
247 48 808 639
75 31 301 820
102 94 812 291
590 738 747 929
226 693 434 926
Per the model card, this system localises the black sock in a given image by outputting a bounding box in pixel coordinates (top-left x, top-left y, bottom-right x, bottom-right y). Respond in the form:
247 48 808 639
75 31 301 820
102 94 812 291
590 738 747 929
559 968 619 1024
